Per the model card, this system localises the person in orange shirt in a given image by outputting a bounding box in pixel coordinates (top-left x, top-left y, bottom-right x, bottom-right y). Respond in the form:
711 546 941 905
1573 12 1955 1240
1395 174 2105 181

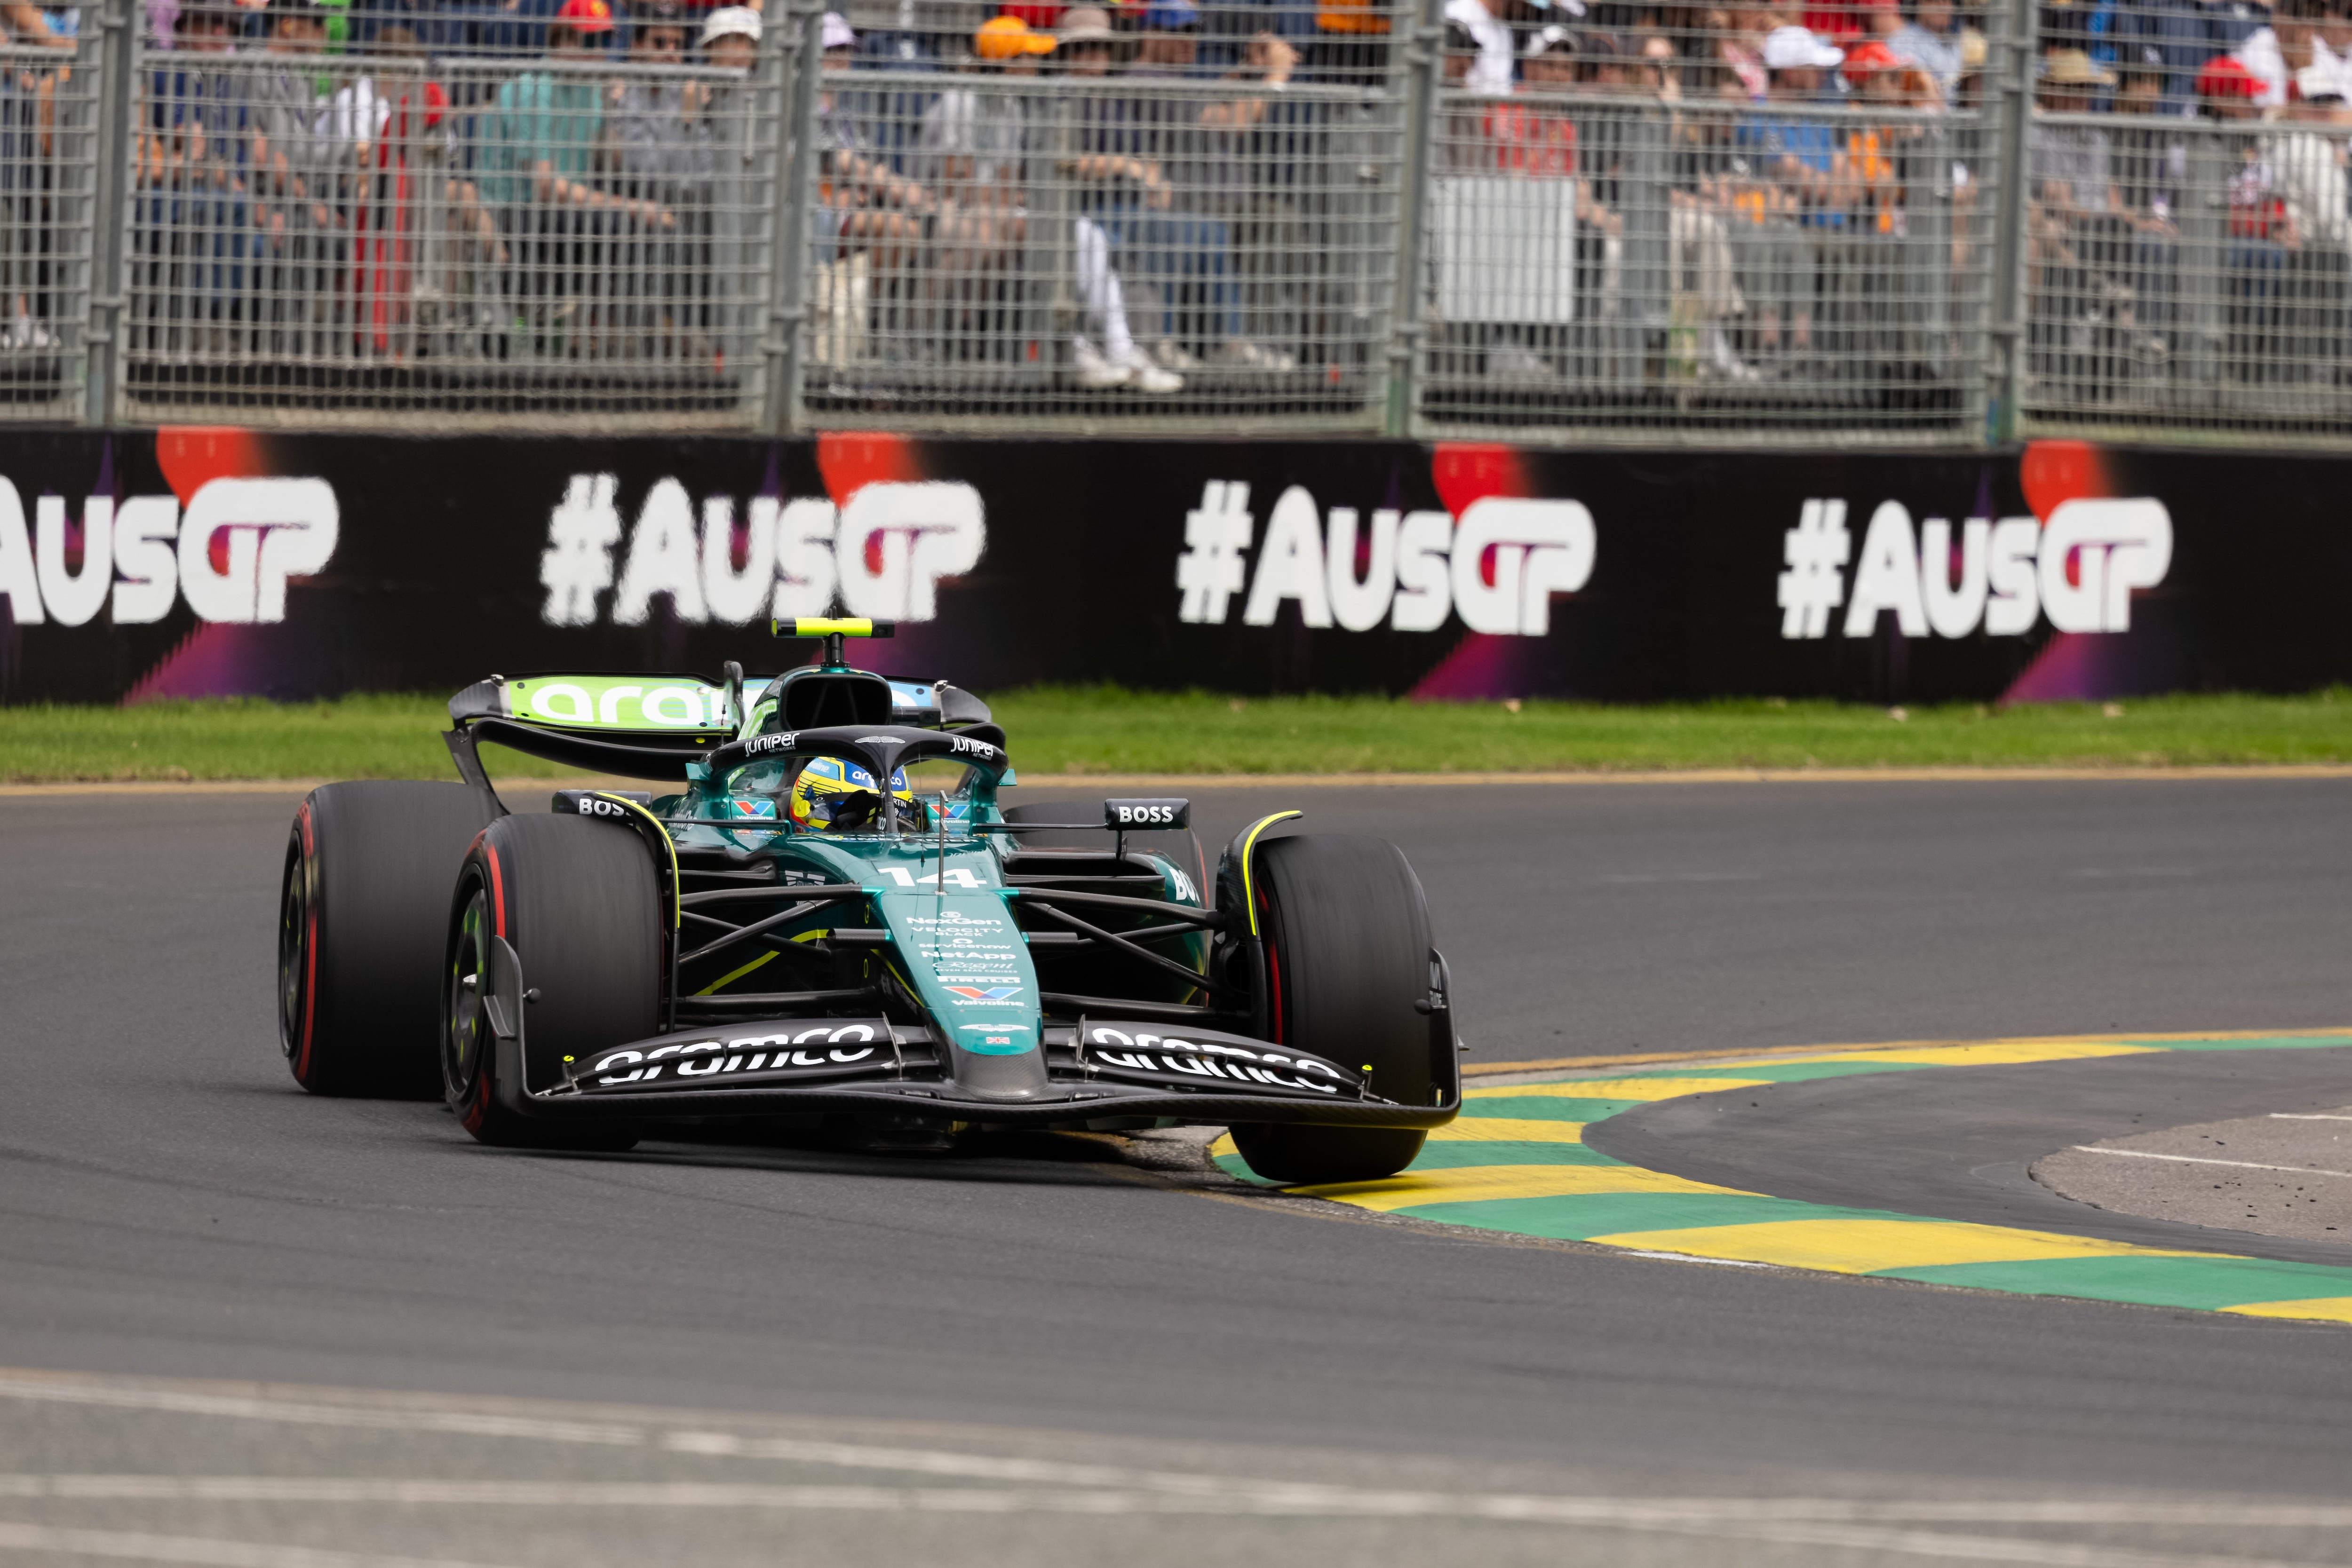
1311 0 1389 85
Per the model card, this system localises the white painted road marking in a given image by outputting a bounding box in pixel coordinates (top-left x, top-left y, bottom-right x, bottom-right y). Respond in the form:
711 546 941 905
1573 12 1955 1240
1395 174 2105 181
7 1376 2352 1568
2065 1147 2352 1178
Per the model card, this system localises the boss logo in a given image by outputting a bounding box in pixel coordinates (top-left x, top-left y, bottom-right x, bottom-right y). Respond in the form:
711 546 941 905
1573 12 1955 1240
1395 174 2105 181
550 789 652 818
1104 798 1189 829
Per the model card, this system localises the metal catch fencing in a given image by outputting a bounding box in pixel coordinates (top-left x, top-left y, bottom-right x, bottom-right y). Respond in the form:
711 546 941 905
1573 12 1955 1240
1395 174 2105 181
0 14 100 425
5 0 2352 444
122 40 782 425
2021 111 2352 442
802 68 1401 428
1419 92 1993 443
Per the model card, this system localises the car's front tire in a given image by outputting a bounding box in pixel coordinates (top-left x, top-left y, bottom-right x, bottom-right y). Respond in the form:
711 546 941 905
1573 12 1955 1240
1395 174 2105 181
1228 833 1442 1187
442 814 659 1152
279 781 498 1098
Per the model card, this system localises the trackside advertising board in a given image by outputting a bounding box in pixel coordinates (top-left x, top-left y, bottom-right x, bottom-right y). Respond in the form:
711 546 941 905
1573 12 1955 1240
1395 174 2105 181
0 428 2327 705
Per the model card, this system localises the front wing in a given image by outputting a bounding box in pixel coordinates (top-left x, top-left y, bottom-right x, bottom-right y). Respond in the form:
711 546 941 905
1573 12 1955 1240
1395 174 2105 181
493 1017 1456 1131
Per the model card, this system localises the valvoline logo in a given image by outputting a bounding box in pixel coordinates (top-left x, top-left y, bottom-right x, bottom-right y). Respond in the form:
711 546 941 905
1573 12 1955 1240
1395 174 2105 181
944 986 1022 1003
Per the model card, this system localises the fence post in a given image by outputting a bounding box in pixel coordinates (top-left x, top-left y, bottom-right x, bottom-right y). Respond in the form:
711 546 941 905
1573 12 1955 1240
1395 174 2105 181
1383 0 1443 438
764 0 824 437
81 0 135 427
1983 0 2033 444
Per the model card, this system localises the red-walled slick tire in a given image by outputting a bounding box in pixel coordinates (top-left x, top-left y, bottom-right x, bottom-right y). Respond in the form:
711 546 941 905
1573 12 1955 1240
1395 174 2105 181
442 814 660 1152
279 781 498 1098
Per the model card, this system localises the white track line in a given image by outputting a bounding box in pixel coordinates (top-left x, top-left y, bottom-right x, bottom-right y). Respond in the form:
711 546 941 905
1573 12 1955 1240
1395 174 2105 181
2063 1147 2352 1178
2270 1114 2352 1123
0 1519 2318 1568
8 1376 2352 1568
0 1522 515 1568
1653 1519 2334 1568
2 1478 2352 1528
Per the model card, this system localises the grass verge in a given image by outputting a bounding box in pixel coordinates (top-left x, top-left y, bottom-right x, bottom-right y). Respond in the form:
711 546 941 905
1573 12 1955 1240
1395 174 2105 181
8 688 2352 783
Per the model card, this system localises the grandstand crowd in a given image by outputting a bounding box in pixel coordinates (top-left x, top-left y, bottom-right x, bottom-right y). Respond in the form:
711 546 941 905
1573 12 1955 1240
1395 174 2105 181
0 0 2340 422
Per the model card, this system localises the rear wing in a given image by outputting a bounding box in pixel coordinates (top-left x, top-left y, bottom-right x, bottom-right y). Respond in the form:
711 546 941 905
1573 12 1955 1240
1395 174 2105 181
443 668 1004 791
446 673 742 786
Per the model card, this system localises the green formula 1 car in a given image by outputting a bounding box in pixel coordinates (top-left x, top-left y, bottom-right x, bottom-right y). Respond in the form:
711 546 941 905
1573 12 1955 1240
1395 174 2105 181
277 620 1460 1185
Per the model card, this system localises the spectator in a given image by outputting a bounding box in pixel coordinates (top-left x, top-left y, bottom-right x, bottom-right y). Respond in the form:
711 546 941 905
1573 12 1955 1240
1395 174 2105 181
1889 0 1963 95
2314 3 2352 101
2107 49 2182 369
1309 0 1390 86
2204 52 2293 378
917 12 1180 390
811 8 923 266
1129 0 1200 74
1840 41 1910 229
476 0 671 355
689 5 765 366
249 0 343 245
612 0 707 211
2274 61 2350 248
805 10 924 367
133 0 254 354
1102 2 1300 371
2026 44 2122 388
2238 6 2293 105
478 0 670 229
1720 1 1773 99
700 2 755 69
1577 26 1636 89
2271 64 2350 380
1634 28 1756 378
1446 0 1518 91
1735 25 1854 369
607 0 710 359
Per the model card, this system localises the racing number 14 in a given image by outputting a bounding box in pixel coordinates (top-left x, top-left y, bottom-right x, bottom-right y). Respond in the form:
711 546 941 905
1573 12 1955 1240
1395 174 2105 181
877 867 985 890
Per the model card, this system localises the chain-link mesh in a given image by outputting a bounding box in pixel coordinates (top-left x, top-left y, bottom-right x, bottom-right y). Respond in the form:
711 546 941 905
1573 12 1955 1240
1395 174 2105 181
800 66 1400 428
1414 90 1992 443
2018 111 2352 440
120 13 782 427
20 0 2352 445
2012 0 2352 444
0 10 98 422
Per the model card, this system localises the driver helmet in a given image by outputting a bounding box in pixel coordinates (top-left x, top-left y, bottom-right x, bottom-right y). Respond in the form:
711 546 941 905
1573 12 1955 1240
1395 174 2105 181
788 756 914 832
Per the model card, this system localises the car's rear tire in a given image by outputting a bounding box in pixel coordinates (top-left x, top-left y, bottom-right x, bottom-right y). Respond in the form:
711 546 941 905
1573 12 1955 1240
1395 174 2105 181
279 781 498 1098
1228 833 1438 1187
442 814 658 1152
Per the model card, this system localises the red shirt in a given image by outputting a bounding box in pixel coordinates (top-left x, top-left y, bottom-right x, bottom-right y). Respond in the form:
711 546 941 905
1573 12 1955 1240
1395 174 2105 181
1482 97 1578 177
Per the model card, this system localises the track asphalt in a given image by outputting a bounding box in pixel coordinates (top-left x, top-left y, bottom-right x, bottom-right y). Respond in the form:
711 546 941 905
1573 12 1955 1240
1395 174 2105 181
6 779 2352 1566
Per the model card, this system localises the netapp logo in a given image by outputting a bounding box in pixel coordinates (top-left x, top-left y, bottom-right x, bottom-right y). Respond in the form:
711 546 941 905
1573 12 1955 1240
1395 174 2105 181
1174 481 1596 638
0 477 339 627
540 475 984 628
1779 497 2172 641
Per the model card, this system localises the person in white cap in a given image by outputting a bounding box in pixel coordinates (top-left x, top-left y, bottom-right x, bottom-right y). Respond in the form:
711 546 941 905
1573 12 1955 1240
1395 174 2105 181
700 5 759 70
1728 26 1851 372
